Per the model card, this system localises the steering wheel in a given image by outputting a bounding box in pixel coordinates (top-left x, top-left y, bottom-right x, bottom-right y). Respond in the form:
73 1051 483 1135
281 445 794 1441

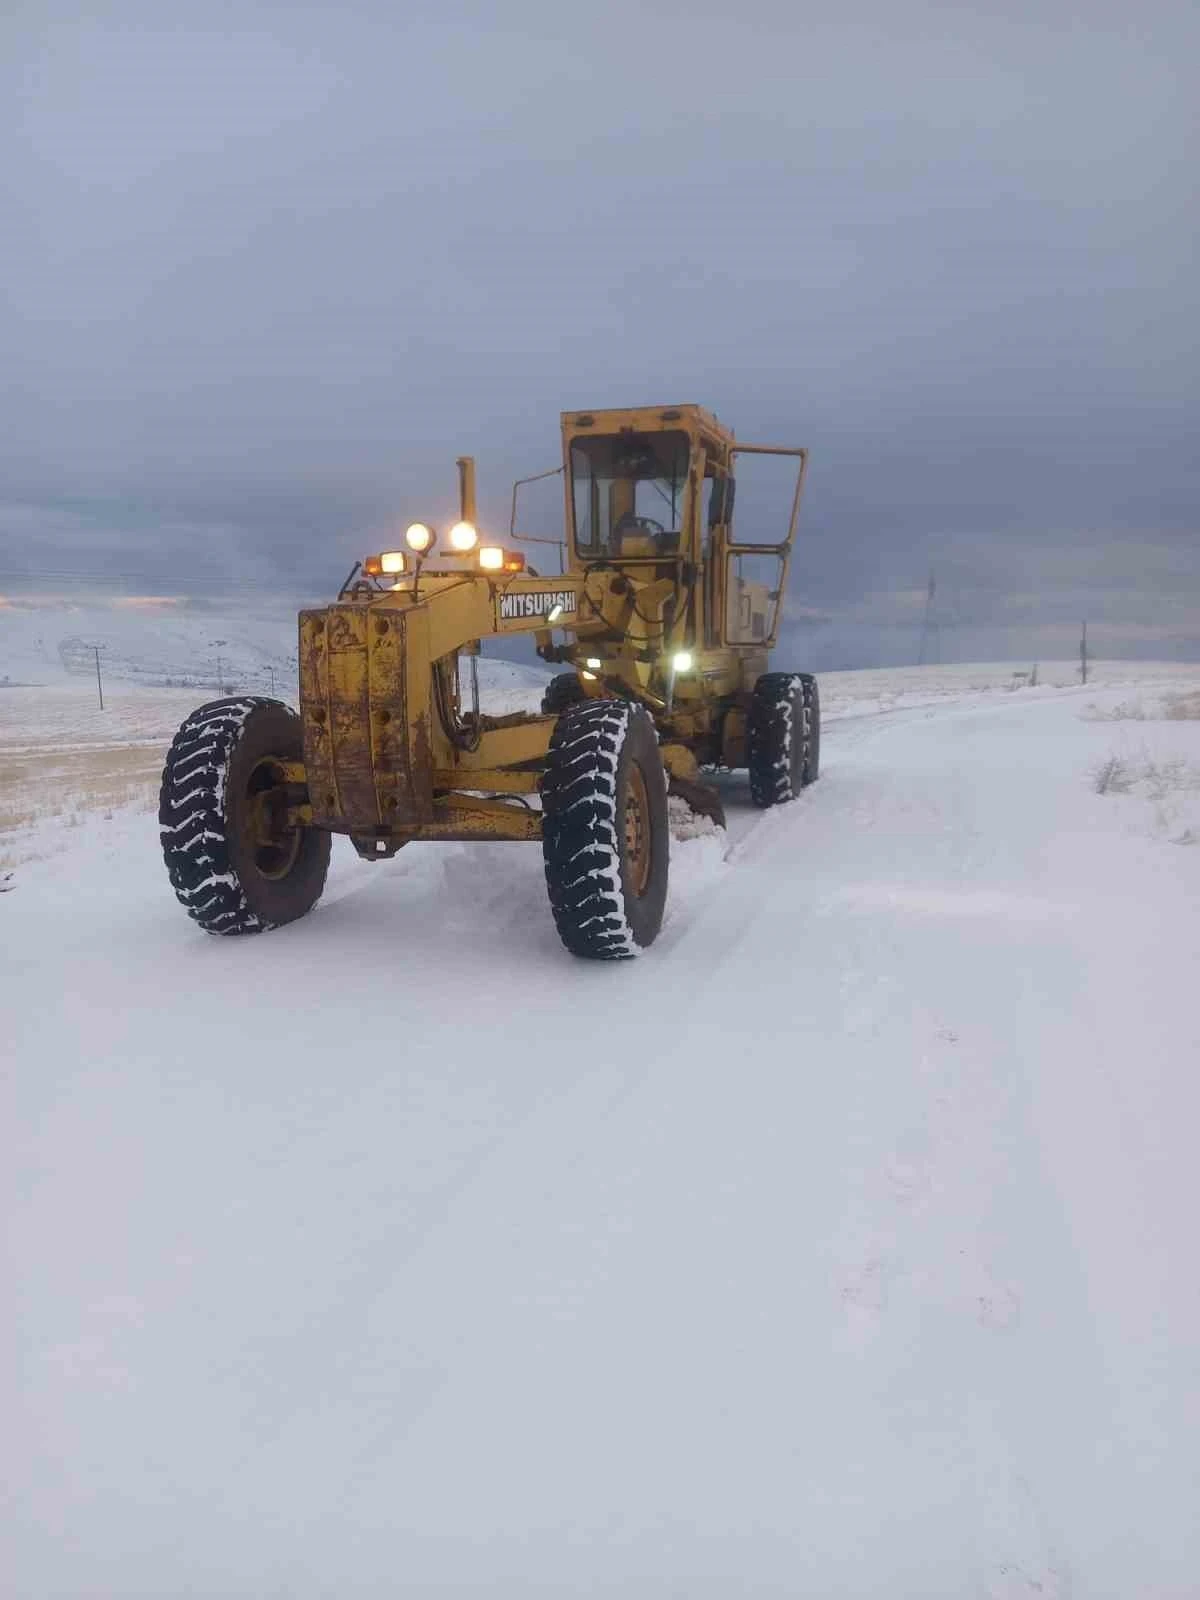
614 512 669 545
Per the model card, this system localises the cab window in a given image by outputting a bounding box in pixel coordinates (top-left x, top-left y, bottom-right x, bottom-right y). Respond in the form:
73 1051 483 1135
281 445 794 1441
570 431 691 559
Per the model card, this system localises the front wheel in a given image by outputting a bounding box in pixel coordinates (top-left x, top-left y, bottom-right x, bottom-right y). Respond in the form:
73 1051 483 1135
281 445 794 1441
540 700 669 959
159 697 331 934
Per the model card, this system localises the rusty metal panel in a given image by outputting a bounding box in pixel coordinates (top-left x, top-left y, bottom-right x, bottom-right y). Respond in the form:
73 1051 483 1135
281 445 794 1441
366 607 434 826
299 610 340 826
430 768 541 795
323 606 380 829
297 603 441 833
364 608 404 824
429 797 543 840
401 607 435 821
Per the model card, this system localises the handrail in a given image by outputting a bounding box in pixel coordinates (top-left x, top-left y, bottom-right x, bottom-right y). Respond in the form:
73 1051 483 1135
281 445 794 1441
509 465 566 573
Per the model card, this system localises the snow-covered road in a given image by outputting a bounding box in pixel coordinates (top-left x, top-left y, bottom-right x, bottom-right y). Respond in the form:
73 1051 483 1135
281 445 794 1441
4 674 1199 1597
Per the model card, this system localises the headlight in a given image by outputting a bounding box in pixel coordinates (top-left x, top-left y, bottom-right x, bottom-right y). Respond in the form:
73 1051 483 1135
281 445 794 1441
448 520 478 552
405 522 434 553
672 651 694 673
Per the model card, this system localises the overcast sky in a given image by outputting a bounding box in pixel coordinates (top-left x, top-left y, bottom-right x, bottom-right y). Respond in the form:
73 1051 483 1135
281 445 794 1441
2 0 1197 665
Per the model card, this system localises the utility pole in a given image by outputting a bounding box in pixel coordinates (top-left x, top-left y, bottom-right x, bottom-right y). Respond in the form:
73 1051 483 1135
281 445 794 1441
917 570 939 666
268 664 276 696
1080 621 1089 685
94 646 105 710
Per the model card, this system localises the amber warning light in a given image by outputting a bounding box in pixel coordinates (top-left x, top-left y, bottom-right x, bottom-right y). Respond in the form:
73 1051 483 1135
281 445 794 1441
479 547 525 573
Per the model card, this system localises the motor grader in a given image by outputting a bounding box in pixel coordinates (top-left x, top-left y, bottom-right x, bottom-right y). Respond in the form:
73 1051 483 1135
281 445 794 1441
159 404 819 959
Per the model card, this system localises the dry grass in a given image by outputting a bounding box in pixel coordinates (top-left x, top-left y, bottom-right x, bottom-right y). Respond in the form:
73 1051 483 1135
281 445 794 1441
1164 690 1200 721
1082 699 1148 722
1093 755 1136 794
0 745 163 869
1093 752 1200 799
1092 747 1200 845
1083 690 1200 724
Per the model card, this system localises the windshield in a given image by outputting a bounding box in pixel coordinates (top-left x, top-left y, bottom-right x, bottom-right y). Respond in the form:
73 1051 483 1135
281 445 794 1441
570 430 690 559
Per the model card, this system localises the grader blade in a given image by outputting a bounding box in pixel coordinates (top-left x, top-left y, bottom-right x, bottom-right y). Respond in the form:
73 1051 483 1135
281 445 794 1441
666 775 727 830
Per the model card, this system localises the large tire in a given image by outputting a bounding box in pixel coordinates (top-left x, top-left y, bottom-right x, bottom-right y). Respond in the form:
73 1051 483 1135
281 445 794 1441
747 672 820 807
540 672 586 715
541 700 669 959
800 673 820 783
159 697 331 935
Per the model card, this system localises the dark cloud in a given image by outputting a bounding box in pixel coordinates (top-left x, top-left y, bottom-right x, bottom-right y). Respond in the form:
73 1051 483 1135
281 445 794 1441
1 0 1196 663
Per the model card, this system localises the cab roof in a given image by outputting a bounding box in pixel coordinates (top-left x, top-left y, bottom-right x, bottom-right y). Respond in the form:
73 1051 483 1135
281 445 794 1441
560 404 734 447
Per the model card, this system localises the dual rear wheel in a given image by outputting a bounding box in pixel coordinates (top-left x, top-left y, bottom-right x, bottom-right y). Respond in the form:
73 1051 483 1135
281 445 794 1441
747 672 820 806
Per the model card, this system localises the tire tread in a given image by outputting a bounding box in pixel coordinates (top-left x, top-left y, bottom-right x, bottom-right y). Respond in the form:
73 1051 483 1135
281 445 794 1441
158 696 329 936
541 700 664 960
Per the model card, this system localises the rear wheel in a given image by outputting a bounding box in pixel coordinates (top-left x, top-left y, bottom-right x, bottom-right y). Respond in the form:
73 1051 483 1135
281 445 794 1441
158 697 331 934
800 673 820 783
540 672 586 715
540 700 669 959
747 672 820 807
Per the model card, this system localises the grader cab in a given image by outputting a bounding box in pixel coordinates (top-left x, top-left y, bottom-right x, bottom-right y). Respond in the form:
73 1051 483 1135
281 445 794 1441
158 404 820 959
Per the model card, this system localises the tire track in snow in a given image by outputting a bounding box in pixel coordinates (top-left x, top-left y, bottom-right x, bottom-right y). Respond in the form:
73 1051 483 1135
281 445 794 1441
655 700 1083 1594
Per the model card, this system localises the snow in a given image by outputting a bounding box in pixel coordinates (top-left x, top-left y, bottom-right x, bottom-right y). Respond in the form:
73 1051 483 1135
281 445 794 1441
4 660 1200 1597
0 597 302 693
0 664 550 868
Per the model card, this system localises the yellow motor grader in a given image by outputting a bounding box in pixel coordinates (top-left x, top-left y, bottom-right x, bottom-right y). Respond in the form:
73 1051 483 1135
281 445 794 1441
159 404 819 959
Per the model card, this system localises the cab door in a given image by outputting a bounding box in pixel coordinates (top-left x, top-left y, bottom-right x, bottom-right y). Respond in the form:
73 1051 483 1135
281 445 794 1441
719 445 808 649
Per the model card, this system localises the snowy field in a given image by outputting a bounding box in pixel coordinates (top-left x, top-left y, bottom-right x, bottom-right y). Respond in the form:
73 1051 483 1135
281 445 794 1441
4 659 1200 1597
0 598 304 694
0 663 551 872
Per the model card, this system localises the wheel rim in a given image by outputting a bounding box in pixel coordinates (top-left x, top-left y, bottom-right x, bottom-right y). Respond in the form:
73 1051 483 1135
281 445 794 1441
242 757 303 881
623 761 652 897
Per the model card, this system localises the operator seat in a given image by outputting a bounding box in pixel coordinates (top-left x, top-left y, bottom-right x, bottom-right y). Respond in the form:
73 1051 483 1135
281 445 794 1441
617 531 659 558
614 512 679 559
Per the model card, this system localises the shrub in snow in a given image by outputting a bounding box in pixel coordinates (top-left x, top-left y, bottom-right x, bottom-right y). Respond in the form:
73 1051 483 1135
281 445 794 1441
1093 755 1135 795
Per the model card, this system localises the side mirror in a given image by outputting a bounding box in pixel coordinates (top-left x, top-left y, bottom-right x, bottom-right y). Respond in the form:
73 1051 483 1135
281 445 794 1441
708 477 735 527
